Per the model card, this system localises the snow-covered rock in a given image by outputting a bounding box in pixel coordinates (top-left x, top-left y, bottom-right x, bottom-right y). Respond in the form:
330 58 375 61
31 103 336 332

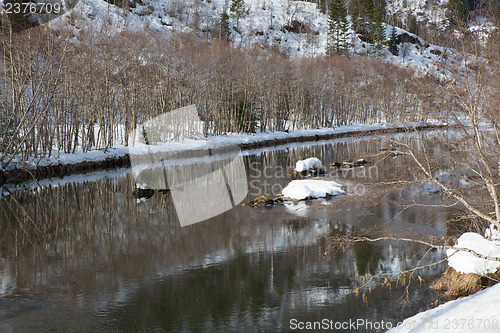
446 232 500 275
282 180 344 200
294 157 322 172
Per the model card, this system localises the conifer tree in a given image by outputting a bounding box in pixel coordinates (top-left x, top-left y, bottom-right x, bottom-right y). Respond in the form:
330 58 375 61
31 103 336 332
352 0 375 40
328 0 351 54
220 11 231 41
388 25 398 56
230 0 246 29
352 0 387 51
372 6 386 53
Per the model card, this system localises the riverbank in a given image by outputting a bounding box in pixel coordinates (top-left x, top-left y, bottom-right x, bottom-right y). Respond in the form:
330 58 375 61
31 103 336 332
387 282 500 332
0 122 447 186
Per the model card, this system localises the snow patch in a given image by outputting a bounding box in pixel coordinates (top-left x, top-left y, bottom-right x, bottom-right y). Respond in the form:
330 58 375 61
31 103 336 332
447 232 500 275
45 0 462 76
282 180 344 200
485 224 500 241
295 157 322 172
388 282 500 333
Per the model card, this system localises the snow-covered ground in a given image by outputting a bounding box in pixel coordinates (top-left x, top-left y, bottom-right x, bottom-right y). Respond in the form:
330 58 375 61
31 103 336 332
445 224 500 275
386 0 448 31
46 0 464 76
0 126 436 201
387 282 500 332
447 231 500 275
389 226 500 333
1 122 431 172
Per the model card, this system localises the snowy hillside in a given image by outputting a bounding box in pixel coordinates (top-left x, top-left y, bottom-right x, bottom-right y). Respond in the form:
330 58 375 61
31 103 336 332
47 0 461 74
386 0 449 31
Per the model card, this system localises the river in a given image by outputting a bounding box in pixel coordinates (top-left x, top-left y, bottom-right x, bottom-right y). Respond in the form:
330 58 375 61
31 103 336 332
0 131 453 332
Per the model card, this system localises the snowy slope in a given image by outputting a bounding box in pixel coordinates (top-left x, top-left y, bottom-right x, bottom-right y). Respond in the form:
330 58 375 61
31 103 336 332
386 0 448 30
387 282 500 332
48 0 456 75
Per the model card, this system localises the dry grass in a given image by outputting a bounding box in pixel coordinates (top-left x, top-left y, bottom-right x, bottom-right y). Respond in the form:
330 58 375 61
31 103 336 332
431 267 500 298
246 196 284 207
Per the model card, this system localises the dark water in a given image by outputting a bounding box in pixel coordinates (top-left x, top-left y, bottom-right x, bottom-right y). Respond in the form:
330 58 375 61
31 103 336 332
0 132 453 332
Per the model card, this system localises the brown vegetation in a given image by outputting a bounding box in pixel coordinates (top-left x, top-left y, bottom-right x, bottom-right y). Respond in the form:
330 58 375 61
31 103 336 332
431 267 500 297
0 20 441 170
246 195 284 207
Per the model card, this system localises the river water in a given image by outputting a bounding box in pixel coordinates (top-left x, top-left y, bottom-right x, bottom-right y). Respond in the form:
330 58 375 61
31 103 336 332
0 131 452 332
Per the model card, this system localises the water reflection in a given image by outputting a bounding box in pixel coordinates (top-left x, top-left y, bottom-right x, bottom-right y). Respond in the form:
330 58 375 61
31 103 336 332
0 131 453 332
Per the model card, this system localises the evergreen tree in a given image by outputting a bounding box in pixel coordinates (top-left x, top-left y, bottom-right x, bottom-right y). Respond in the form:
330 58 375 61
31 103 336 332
352 0 386 52
230 0 246 29
328 0 351 54
388 25 398 56
220 12 231 41
352 0 375 40
371 6 386 53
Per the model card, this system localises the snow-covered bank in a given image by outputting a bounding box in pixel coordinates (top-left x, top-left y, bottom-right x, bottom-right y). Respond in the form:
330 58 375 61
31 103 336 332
390 228 500 333
0 125 441 200
387 282 500 332
1 122 440 174
447 232 500 275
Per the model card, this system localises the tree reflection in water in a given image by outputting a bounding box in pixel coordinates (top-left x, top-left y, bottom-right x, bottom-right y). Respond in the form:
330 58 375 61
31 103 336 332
0 131 456 332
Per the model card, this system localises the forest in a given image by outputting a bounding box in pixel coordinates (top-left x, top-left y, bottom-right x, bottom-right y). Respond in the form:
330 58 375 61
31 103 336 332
0 20 440 169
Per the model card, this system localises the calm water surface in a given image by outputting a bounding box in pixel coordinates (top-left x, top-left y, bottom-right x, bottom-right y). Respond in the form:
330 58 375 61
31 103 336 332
0 132 452 332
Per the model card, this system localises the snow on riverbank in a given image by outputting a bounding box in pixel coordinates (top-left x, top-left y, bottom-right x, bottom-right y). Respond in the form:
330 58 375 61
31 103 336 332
282 180 344 200
390 228 500 333
447 232 500 275
387 282 500 332
1 122 432 172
